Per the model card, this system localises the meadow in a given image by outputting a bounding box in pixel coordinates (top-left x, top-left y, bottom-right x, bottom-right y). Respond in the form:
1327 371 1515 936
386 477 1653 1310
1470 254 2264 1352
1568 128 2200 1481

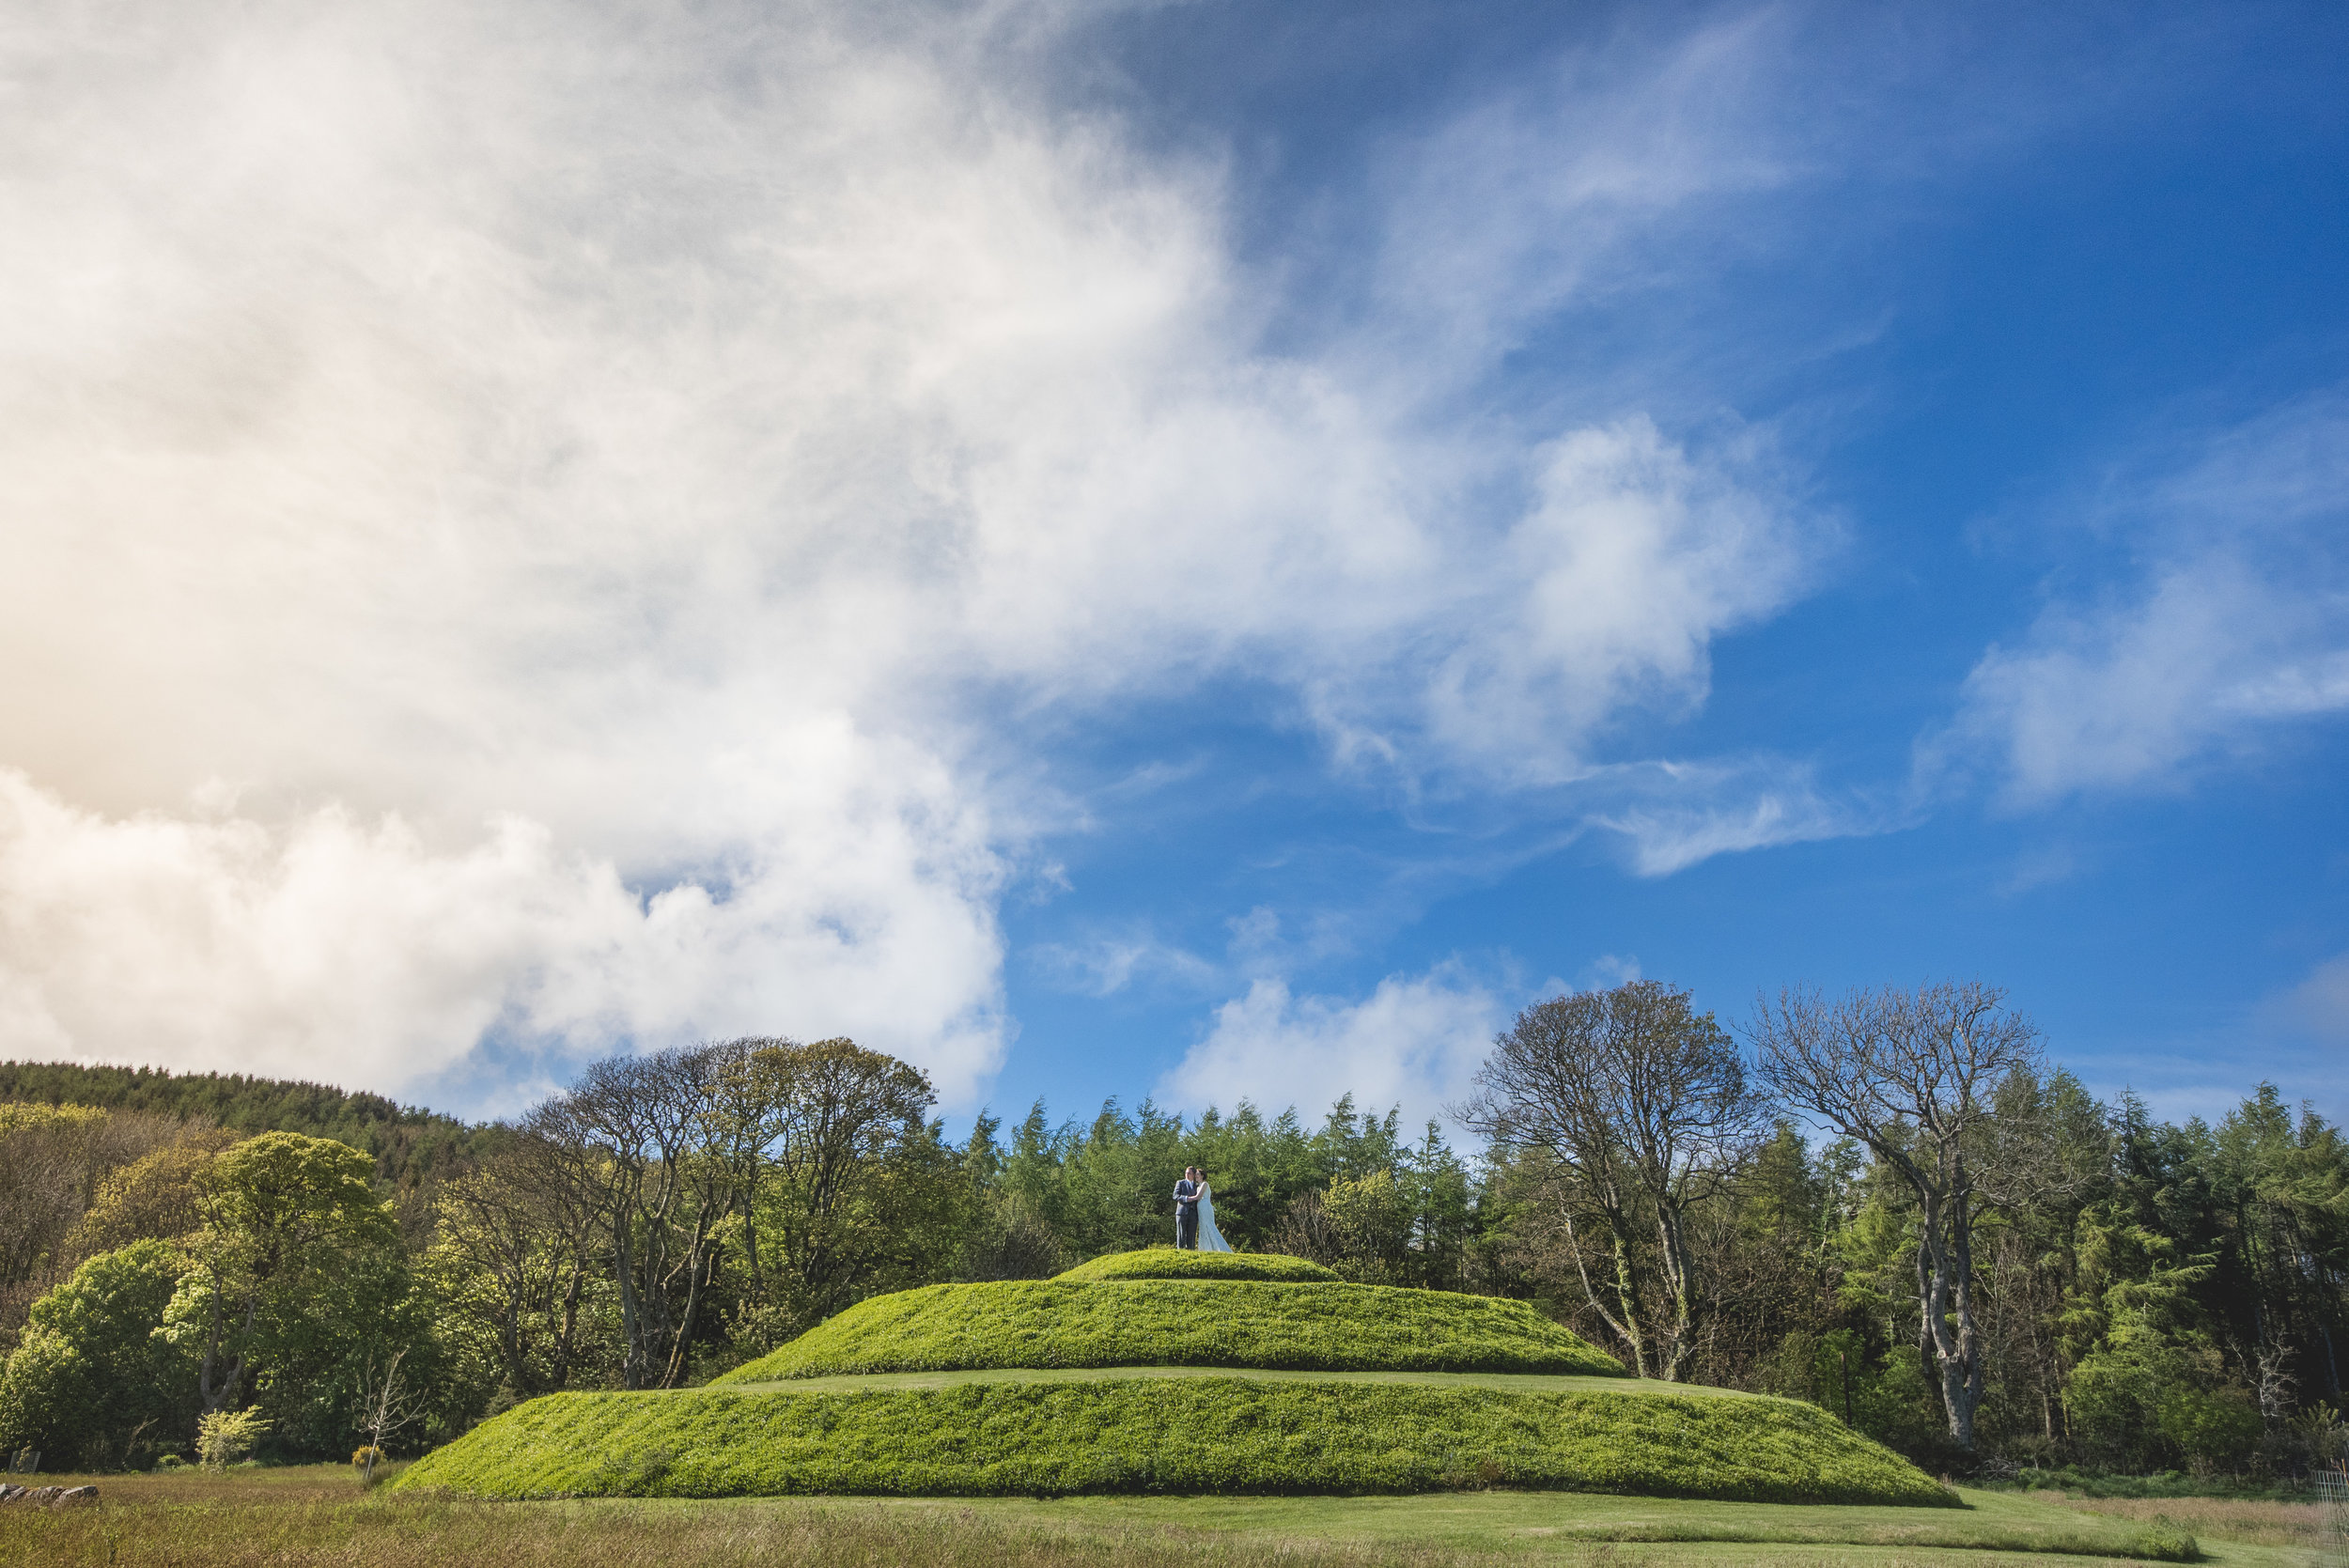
4 1465 2327 1567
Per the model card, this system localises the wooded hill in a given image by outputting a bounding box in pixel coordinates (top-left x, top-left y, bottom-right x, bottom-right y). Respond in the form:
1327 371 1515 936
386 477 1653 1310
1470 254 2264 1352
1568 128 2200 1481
0 1059 495 1195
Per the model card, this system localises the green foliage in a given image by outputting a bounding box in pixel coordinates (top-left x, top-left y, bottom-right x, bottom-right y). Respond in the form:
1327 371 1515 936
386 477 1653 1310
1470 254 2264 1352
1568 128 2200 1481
0 1061 491 1197
1052 1250 1339 1283
197 1406 271 1467
1318 1171 1415 1281
395 1376 1952 1505
169 1132 434 1457
0 1239 193 1469
719 1280 1626 1382
993 1094 1430 1260
2059 1205 2260 1473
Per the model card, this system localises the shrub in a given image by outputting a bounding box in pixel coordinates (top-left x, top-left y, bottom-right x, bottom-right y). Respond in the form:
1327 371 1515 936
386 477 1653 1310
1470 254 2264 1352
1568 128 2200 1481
395 1377 1954 1506
720 1280 1624 1382
196 1407 270 1468
1054 1250 1340 1284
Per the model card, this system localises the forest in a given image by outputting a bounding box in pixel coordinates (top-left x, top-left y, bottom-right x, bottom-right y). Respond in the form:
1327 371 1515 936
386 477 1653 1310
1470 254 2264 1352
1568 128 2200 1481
1 980 2342 1487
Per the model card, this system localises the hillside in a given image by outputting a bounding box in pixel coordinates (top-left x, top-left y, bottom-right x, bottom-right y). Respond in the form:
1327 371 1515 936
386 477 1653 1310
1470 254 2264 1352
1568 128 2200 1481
0 1059 494 1195
394 1377 1956 1505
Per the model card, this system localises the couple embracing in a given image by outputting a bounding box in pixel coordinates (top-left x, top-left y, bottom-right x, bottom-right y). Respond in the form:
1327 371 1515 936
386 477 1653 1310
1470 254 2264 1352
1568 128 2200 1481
1171 1166 1231 1251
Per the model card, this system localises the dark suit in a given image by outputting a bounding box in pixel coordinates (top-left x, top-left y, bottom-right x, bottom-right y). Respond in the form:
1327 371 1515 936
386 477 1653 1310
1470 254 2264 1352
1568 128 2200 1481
1173 1178 1202 1249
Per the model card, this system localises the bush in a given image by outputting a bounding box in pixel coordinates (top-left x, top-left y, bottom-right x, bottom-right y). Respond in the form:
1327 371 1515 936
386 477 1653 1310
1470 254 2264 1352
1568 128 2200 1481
196 1407 270 1468
1054 1250 1340 1284
395 1377 1954 1506
718 1280 1625 1382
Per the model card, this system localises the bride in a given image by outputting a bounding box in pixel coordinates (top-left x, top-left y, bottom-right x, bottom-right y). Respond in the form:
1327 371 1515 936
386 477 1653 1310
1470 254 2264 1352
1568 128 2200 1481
1195 1176 1232 1252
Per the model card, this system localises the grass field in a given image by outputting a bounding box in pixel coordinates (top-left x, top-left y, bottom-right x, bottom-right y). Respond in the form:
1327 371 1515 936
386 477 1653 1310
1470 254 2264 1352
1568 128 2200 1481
394 1374 1949 1505
719 1280 1627 1381
5 1465 2320 1565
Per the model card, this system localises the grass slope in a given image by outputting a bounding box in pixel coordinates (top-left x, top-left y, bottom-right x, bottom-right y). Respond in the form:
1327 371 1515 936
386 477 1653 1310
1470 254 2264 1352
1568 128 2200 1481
725 1368 1742 1396
394 1378 1952 1507
719 1281 1626 1381
1056 1249 1340 1283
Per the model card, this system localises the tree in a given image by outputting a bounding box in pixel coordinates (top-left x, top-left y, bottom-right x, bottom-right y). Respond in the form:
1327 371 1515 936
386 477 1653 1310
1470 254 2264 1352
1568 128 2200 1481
425 1131 610 1399
352 1344 425 1482
526 1046 731 1389
171 1132 405 1430
1749 981 2042 1451
73 1136 240 1254
1460 982 1764 1381
726 1037 957 1337
2059 1204 2258 1472
0 1240 193 1469
0 1101 197 1349
526 1037 957 1380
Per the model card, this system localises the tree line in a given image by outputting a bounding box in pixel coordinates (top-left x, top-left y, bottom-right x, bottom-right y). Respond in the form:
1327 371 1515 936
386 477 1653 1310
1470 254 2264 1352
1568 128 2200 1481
1 979 2343 1483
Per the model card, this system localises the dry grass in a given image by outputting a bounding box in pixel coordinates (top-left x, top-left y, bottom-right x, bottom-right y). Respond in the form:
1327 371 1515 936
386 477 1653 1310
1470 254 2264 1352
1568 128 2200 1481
2032 1489 2327 1550
0 1465 2267 1567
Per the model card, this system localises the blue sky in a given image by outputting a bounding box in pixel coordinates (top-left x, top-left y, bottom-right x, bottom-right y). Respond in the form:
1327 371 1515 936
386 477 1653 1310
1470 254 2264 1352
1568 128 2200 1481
2 1 2342 1130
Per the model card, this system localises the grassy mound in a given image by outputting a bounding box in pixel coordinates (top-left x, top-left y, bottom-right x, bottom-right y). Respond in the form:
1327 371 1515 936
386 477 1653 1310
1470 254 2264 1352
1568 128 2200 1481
1055 1250 1340 1284
395 1377 1953 1506
716 1281 1626 1382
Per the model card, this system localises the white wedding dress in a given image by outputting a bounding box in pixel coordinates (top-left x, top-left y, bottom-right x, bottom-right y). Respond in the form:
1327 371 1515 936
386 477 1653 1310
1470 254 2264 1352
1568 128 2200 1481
1195 1184 1232 1252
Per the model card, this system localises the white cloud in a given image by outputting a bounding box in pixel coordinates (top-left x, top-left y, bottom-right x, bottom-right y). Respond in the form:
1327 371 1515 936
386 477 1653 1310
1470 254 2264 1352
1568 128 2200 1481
1158 966 1505 1128
0 764 1005 1106
0 0 1833 1101
1932 394 2349 806
1418 420 1818 784
1586 755 1876 876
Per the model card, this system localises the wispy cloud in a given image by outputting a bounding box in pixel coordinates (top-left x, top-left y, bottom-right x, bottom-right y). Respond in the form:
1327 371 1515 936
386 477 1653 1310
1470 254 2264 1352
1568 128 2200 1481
1926 392 2349 807
1584 754 1887 877
2270 950 2349 1049
1028 931 1220 999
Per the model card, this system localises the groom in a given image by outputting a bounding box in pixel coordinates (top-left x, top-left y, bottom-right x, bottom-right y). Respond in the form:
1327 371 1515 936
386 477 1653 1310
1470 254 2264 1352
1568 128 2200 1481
1172 1166 1204 1250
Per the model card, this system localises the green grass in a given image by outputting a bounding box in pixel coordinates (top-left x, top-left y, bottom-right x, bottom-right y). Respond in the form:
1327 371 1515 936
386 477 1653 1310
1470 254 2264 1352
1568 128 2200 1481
725 1367 1751 1396
718 1280 1627 1381
12 1464 2295 1564
392 1377 1952 1507
919 1489 2223 1562
1055 1249 1342 1283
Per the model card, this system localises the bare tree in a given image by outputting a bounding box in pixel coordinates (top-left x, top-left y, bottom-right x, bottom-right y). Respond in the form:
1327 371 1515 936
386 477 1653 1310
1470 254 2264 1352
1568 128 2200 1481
431 1131 602 1396
529 1046 739 1389
521 1036 940 1384
354 1346 423 1483
1459 981 1765 1381
1748 980 2042 1452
